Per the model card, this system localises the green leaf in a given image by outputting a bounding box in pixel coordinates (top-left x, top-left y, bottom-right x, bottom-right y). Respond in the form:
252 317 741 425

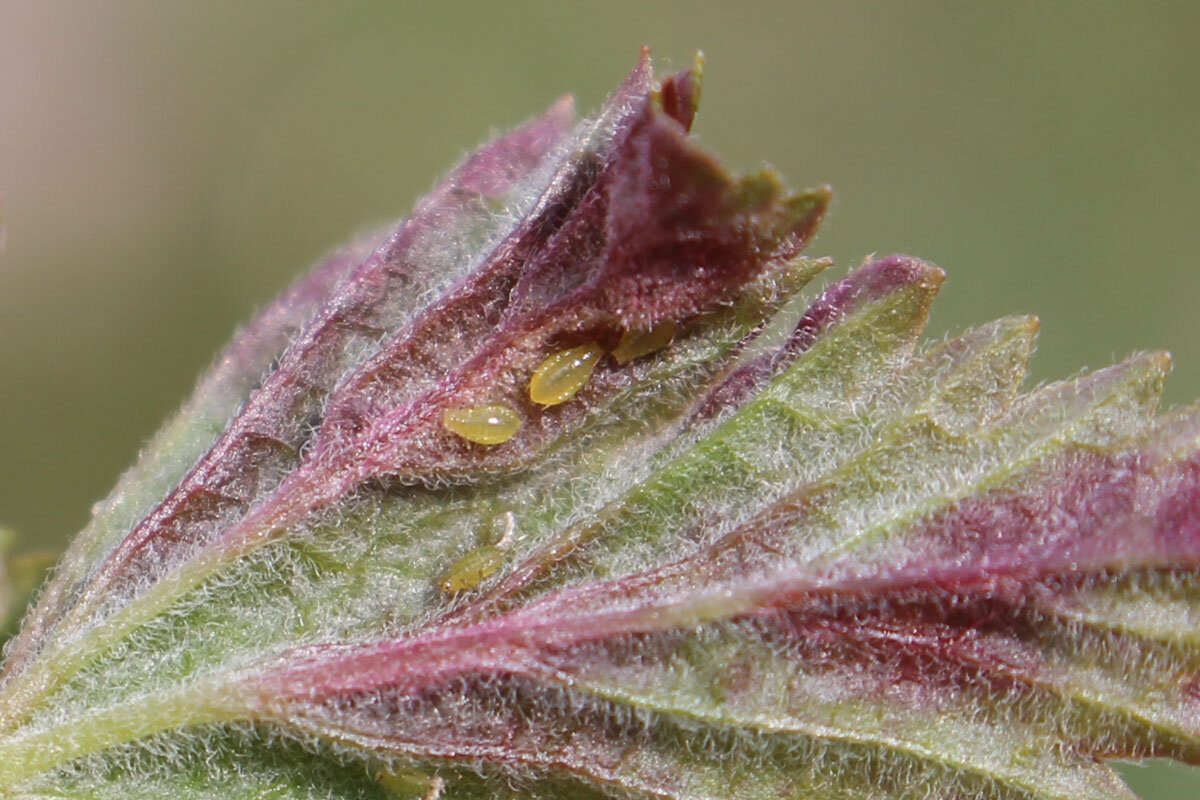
2 51 1199 800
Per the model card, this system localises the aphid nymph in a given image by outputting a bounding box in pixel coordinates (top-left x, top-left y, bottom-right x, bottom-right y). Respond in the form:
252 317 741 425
442 404 521 445
529 343 605 405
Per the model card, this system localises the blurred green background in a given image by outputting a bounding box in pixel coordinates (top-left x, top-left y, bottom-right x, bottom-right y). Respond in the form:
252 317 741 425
1 1 1198 795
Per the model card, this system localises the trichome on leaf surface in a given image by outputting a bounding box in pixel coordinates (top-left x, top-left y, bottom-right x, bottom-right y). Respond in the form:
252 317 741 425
3 48 1200 800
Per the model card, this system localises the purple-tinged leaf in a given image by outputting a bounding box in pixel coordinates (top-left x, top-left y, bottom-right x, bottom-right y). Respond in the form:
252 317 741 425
1 51 1197 800
0 231 385 684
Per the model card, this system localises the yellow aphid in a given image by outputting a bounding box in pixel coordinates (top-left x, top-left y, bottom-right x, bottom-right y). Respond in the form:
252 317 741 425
529 343 605 405
442 405 520 445
439 545 506 593
612 320 677 364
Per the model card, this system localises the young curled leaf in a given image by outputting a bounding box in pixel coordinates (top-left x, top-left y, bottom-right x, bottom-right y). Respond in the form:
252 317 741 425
1 49 1197 800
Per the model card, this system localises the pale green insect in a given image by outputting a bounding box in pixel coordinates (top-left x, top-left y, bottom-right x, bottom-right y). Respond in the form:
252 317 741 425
439 511 517 594
441 404 521 445
611 319 676 364
438 545 506 594
529 343 605 405
376 769 445 800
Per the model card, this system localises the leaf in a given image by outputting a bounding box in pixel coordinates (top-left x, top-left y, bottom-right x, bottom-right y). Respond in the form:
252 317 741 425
2 49 1198 800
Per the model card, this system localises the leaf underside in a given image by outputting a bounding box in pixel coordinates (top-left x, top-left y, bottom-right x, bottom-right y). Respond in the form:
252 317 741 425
2 50 1199 800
